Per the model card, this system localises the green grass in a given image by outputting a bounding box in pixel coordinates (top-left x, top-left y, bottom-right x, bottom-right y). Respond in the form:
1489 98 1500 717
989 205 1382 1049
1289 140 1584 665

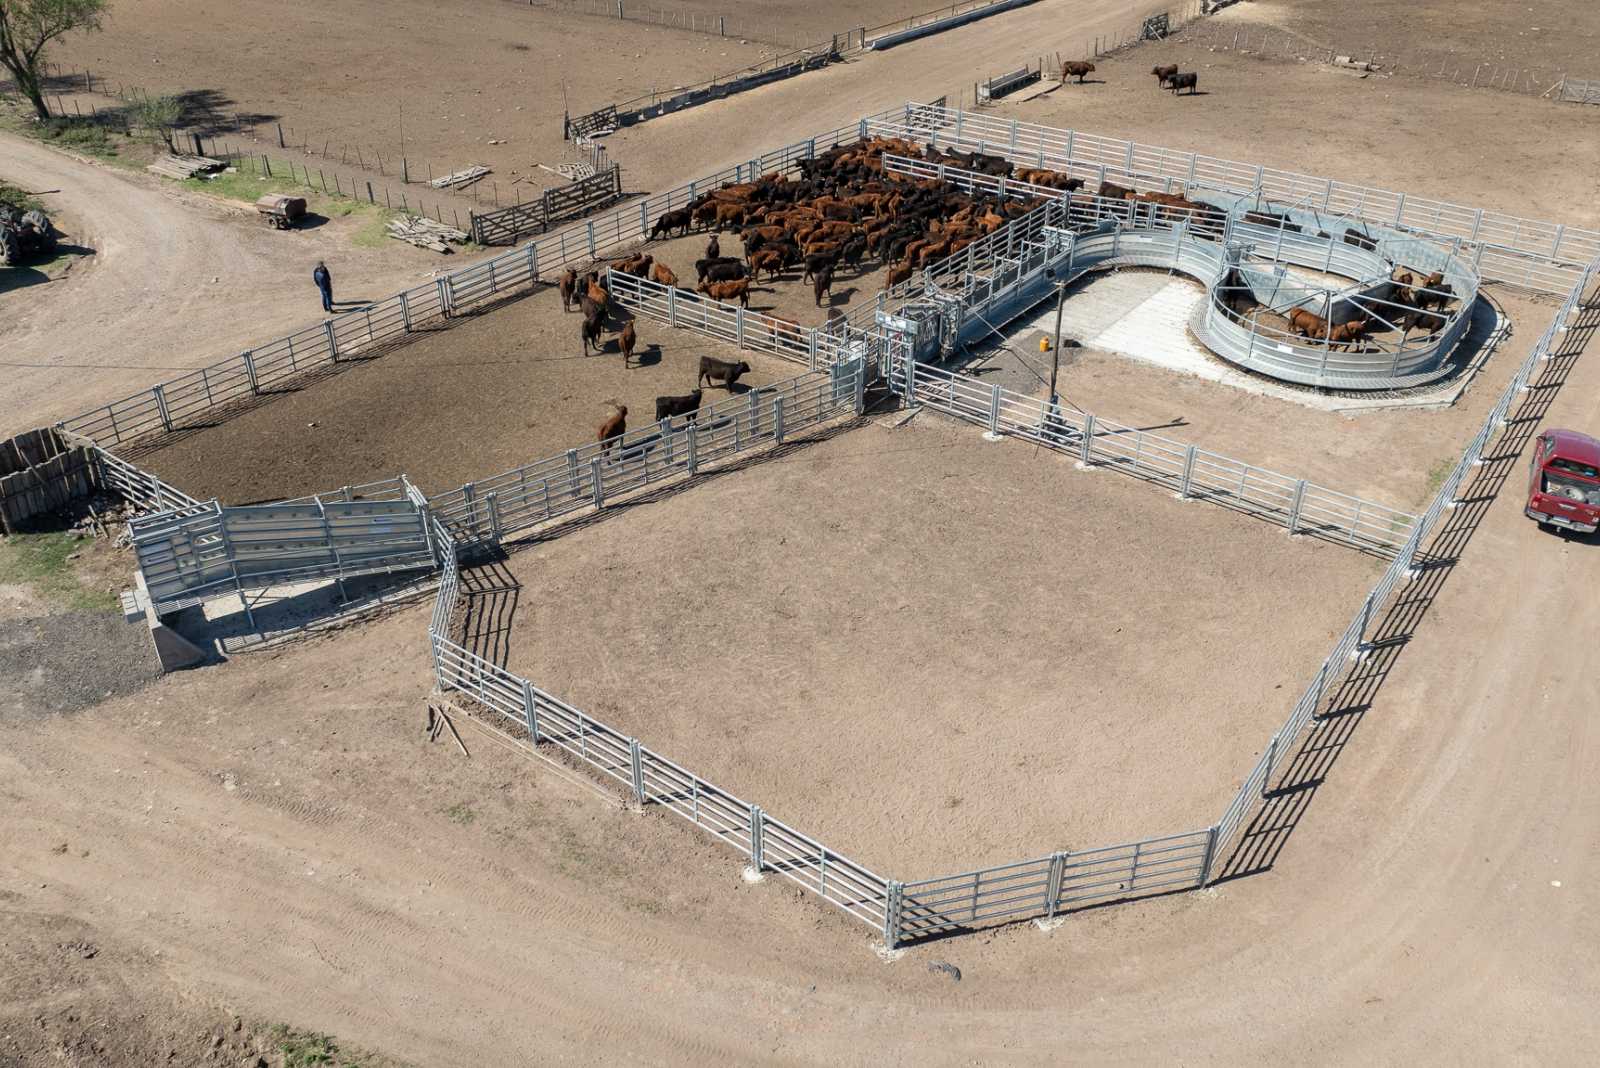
270 1025 370 1068
0 532 116 613
443 802 476 825
0 181 43 214
32 117 121 159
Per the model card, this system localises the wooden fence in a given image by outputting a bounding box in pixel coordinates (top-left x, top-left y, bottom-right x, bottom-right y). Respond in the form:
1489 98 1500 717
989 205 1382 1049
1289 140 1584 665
0 428 97 533
470 165 623 246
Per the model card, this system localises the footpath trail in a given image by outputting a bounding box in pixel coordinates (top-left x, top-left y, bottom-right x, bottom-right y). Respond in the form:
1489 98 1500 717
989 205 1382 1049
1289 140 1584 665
0 133 439 436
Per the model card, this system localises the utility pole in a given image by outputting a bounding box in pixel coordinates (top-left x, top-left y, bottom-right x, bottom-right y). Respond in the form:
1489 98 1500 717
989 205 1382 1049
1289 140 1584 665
1046 279 1067 441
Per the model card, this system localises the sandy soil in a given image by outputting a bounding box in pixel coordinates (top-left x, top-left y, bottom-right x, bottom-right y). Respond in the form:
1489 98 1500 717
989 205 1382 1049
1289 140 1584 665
482 416 1377 875
7 0 1600 1061
4 339 1600 1061
1203 0 1600 88
984 30 1600 229
0 134 446 437
124 281 795 503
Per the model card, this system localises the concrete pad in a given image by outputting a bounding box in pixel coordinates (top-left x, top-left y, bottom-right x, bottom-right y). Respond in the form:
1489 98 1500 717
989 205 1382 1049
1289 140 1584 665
169 570 437 656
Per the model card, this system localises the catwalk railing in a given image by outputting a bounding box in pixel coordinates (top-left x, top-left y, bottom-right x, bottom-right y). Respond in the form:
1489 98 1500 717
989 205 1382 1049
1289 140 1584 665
893 358 1418 554
867 105 1598 294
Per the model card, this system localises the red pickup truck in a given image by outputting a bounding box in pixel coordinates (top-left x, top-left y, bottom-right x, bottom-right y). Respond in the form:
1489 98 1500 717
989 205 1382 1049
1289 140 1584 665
1526 428 1600 534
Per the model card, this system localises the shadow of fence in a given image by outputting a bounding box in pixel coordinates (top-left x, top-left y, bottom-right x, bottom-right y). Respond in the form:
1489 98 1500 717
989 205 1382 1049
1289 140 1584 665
1218 299 1600 881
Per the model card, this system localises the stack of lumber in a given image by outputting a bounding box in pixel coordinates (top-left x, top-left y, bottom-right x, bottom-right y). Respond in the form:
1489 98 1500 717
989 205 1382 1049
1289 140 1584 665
386 215 470 253
429 165 491 190
147 154 227 179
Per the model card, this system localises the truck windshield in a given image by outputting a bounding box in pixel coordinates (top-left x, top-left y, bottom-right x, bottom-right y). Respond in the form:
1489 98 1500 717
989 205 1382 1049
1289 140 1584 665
1541 471 1600 506
1550 457 1600 479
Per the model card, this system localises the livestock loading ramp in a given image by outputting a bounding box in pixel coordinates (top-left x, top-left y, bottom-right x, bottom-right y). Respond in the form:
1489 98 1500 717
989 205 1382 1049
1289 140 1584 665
130 490 436 619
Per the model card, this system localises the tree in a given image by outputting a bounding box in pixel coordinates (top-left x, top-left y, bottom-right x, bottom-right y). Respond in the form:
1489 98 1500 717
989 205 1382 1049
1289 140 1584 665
132 93 182 152
0 0 108 122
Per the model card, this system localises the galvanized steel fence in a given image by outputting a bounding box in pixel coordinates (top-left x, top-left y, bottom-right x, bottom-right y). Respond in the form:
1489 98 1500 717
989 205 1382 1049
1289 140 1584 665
57 115 875 451
868 106 1599 294
894 359 1419 554
428 362 868 546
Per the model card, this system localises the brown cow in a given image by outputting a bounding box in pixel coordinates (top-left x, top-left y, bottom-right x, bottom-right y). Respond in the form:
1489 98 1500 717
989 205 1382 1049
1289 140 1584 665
650 262 679 287
1098 180 1136 200
619 320 638 367
698 278 751 307
558 268 577 313
750 249 786 280
1062 60 1096 84
586 272 609 307
597 404 627 452
885 260 914 290
769 315 804 344
1325 319 1369 351
1152 64 1179 86
1286 308 1330 339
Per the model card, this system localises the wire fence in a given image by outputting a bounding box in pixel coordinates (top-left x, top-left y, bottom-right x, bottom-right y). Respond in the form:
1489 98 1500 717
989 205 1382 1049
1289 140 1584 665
1173 18 1593 102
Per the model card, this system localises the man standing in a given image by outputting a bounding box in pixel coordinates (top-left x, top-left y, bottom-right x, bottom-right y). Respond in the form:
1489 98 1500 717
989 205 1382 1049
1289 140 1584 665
313 260 333 313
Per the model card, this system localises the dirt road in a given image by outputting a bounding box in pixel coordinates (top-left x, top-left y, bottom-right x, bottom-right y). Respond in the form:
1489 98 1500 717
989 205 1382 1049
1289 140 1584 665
0 135 439 436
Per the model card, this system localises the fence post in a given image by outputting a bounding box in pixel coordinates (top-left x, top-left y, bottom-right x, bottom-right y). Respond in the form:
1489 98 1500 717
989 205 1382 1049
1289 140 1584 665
486 491 502 542
1078 412 1095 464
749 805 765 872
324 321 339 361
808 330 819 369
629 739 646 805
853 359 866 414
1178 444 1196 497
1197 824 1220 886
399 290 412 333
735 306 745 348
1045 851 1066 917
667 285 678 326
153 385 173 433
527 242 538 282
242 351 260 395
882 880 902 947
1352 592 1376 656
987 384 1002 436
519 679 541 743
772 395 785 444
1286 479 1307 533
437 277 452 318
1261 732 1280 797
590 457 605 509
686 423 698 475
586 221 597 256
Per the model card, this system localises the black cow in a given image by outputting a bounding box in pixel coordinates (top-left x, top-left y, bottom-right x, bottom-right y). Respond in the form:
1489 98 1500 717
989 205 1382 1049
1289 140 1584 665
650 208 692 240
698 355 751 390
1168 71 1199 95
1341 228 1377 251
655 389 704 423
695 256 747 282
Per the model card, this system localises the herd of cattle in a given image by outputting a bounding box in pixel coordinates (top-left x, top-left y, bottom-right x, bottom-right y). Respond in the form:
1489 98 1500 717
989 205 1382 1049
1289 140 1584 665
563 131 1462 447
1053 60 1200 94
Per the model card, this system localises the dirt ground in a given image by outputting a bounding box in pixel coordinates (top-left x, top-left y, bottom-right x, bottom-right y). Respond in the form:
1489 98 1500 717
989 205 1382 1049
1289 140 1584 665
481 415 1376 875
1196 0 1600 89
0 134 452 439
985 27 1600 229
970 276 1555 509
9 0 1600 1061
124 280 798 503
